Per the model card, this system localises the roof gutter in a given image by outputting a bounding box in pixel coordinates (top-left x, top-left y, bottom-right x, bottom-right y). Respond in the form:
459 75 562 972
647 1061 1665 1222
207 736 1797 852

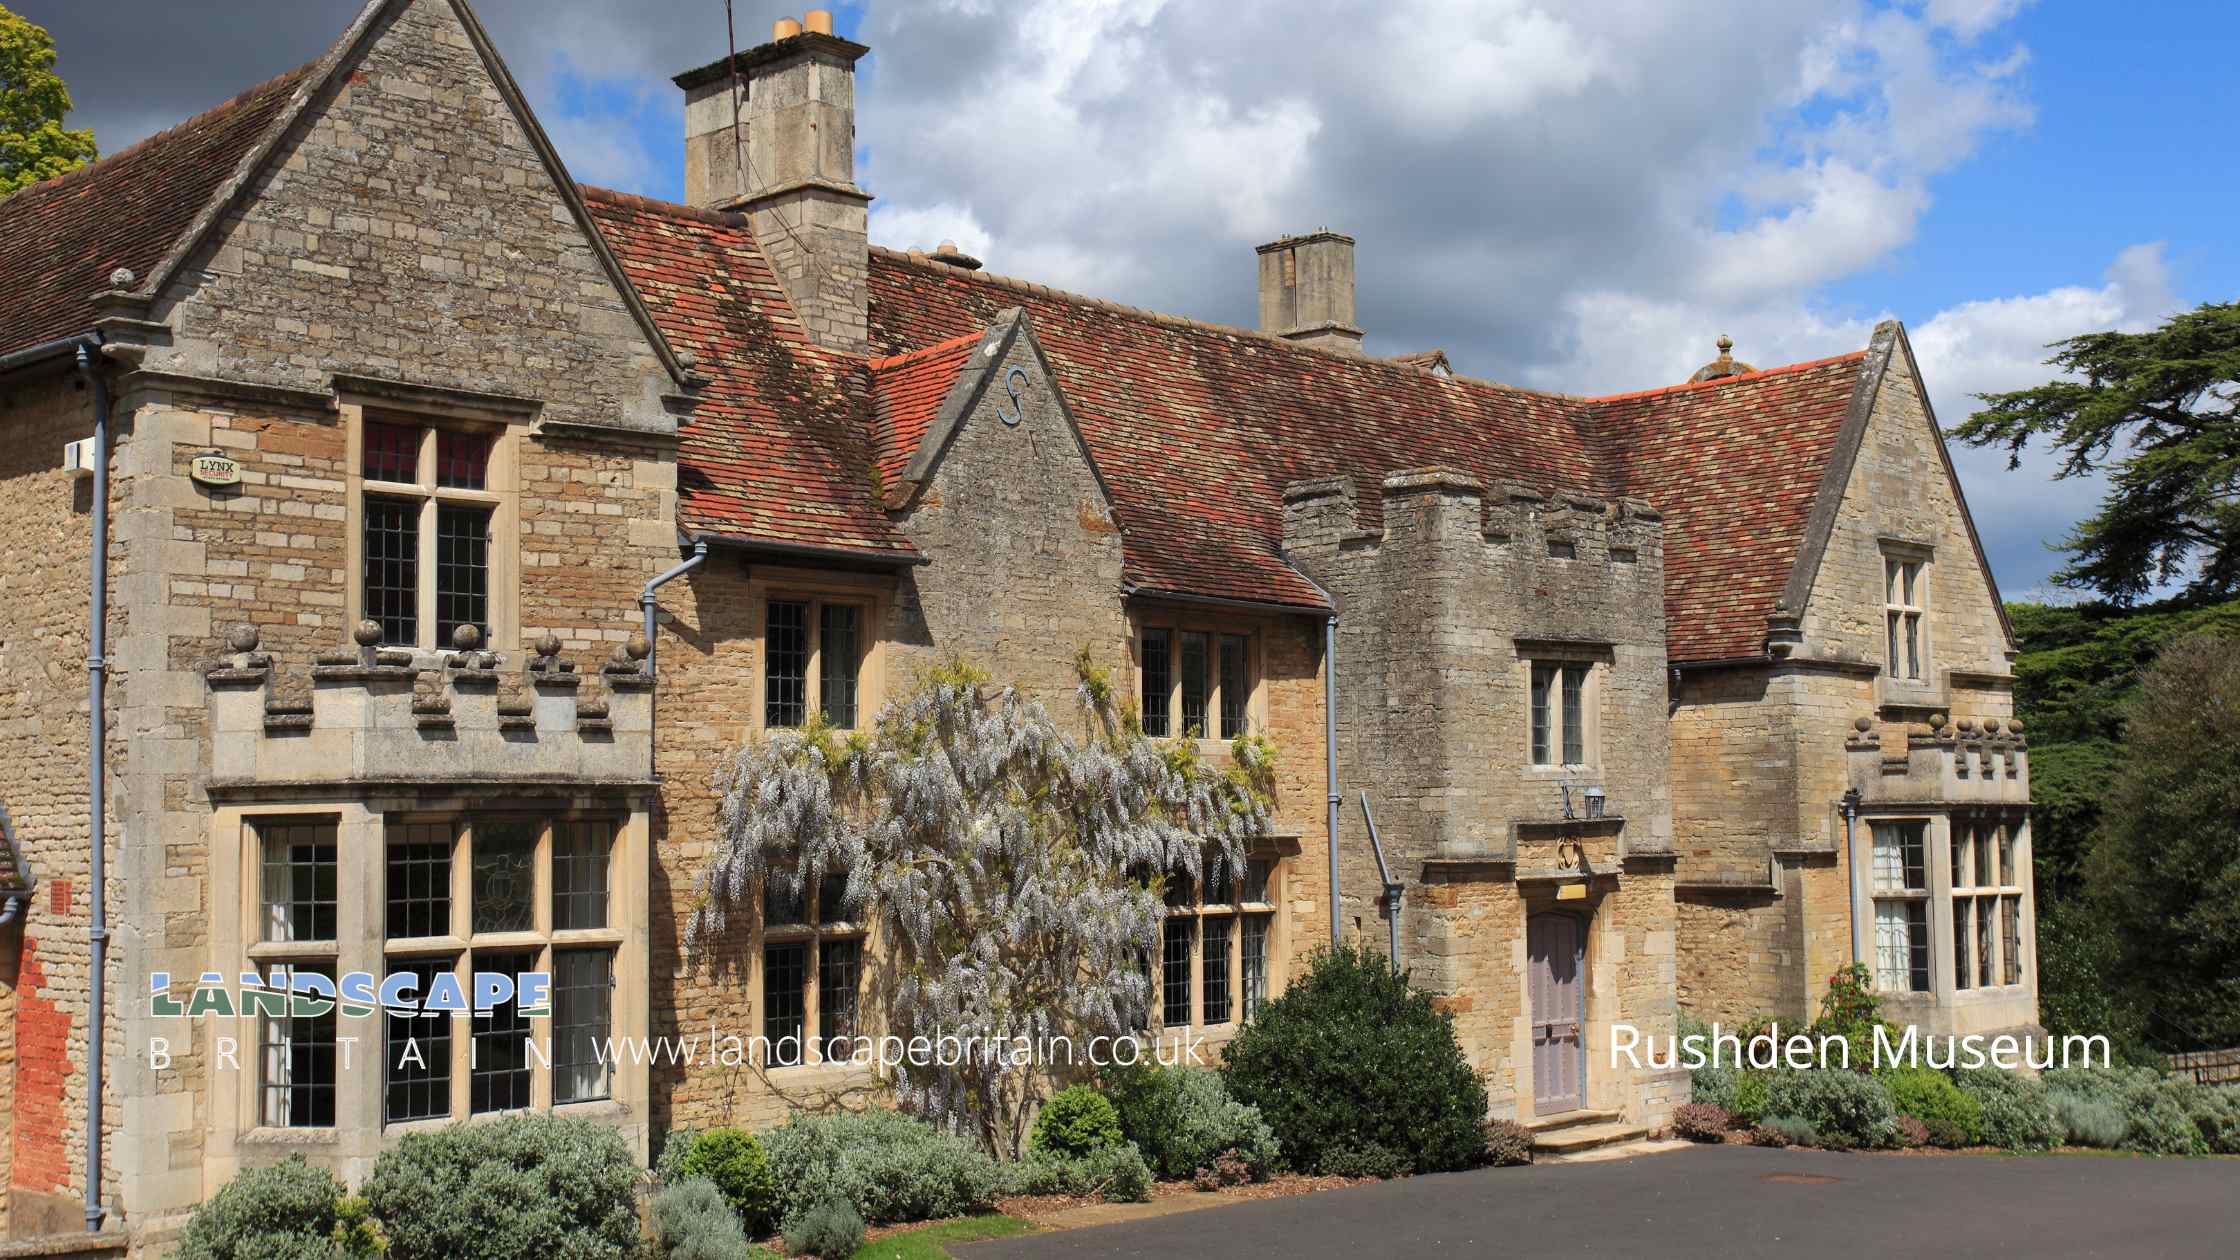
691 531 929 568
1120 584 1333 619
0 334 89 377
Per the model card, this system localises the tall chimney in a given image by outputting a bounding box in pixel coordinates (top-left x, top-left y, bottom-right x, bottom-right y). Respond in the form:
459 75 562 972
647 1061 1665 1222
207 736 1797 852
676 13 871 353
1256 231 1363 354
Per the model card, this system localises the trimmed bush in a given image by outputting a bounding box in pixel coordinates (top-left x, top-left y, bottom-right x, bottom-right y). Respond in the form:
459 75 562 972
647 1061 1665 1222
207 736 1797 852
178 1157 348 1260
1759 1115 1819 1148
666 1128 779 1235
1950 1067 2061 1151
1031 1085 1125 1159
1221 944 1488 1176
361 1113 641 1260
1764 1069 1900 1150
1316 1142 1406 1179
1672 1103 1730 1143
1729 1071 1771 1126
650 1179 755 1260
1006 1143 1154 1203
2050 1091 2130 1148
783 1198 866 1260
1104 1063 1278 1180
1482 1119 1534 1167
761 1107 1001 1226
1878 1066 1983 1148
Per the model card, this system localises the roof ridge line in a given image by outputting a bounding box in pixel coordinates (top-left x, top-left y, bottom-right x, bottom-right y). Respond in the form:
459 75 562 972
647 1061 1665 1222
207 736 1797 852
866 329 983 372
579 183 746 230
1588 350 1868 405
6 59 317 204
868 245 1589 404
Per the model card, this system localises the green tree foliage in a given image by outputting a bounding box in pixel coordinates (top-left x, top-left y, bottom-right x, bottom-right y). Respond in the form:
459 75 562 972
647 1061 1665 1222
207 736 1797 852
2086 634 2240 1046
1954 303 2240 603
1 5 97 196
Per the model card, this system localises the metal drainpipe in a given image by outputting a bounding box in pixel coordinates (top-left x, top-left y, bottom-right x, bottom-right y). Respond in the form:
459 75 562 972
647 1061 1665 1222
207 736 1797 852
1322 612 1342 947
76 338 111 1233
639 539 709 775
1357 792 1402 975
1841 787 1863 965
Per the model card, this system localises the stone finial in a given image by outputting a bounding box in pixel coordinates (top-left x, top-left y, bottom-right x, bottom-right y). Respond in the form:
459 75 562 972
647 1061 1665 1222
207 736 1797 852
109 267 136 288
353 620 383 648
610 643 633 668
2006 719 2024 735
1956 717 1977 735
1854 716 1872 733
626 632 651 662
227 623 261 654
1687 334 1756 384
1929 712 1948 731
451 623 483 651
1983 717 2002 735
535 633 562 659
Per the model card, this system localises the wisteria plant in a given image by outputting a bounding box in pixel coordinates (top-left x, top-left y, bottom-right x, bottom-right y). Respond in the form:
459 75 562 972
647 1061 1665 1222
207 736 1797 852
693 651 1276 1157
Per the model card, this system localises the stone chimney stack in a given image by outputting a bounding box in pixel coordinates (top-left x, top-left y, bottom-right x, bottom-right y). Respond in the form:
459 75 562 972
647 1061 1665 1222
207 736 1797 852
1256 231 1363 354
675 11 871 352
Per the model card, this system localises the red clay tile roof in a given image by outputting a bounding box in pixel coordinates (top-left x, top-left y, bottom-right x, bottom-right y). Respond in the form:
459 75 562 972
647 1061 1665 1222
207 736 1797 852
583 188 913 557
867 332 982 495
0 62 316 359
866 248 1609 610
1592 354 1866 661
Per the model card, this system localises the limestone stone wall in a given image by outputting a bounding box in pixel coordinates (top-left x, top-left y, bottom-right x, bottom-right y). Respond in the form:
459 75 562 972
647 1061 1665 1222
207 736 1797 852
1282 468 1675 1118
76 0 681 1236
0 371 100 1234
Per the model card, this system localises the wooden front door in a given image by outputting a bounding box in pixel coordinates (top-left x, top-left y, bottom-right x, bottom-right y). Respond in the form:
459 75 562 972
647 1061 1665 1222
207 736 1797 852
1529 912 1586 1114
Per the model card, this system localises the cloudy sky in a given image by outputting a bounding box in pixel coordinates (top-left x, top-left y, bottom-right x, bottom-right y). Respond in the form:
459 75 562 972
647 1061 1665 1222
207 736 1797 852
24 0 2239 598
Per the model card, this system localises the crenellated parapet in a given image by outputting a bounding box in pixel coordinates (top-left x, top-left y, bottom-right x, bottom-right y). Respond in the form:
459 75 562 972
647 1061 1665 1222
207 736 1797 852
1282 467 1663 570
1844 712 2028 805
205 620 654 793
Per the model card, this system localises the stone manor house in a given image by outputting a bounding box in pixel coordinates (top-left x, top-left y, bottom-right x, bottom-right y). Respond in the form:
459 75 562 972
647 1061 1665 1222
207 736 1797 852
0 0 2035 1246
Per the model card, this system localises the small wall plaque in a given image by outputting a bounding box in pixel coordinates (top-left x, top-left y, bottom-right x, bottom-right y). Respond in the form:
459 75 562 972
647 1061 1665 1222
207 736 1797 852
189 452 242 487
1556 882 1588 901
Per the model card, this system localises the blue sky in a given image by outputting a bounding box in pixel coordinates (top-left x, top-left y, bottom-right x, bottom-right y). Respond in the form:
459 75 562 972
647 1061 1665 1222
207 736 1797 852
33 0 2238 601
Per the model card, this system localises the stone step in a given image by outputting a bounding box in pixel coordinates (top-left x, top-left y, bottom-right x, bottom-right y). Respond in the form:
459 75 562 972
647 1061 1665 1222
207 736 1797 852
1522 1107 1624 1134
1530 1120 1650 1156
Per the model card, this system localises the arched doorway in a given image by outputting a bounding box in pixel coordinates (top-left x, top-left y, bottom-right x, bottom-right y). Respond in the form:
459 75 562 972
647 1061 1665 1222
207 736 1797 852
1528 912 1586 1114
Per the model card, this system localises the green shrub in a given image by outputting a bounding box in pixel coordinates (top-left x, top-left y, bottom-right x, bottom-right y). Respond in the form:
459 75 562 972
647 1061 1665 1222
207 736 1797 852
177 1157 347 1260
1481 1119 1533 1167
668 1128 779 1234
1764 1069 1899 1150
2051 1091 2130 1148
1949 1068 2061 1151
649 1179 755 1260
761 1107 1000 1226
1031 1085 1125 1159
361 1114 641 1260
1008 1142 1154 1203
1316 1142 1406 1179
1729 1071 1770 1125
1672 1103 1729 1142
1689 1063 1738 1113
2175 1080 2240 1154
1103 1062 1278 1180
1759 1115 1819 1147
782 1198 866 1260
1877 1066 1983 1148
1220 944 1487 1176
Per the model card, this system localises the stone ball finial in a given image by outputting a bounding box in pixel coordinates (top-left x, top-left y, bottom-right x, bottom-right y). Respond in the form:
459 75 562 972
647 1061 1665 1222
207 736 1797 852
1716 333 1733 353
1957 717 1977 734
1983 717 2002 735
535 633 561 658
450 623 482 651
227 622 260 653
1929 712 1948 730
353 619 383 648
625 632 651 661
2006 719 2023 735
1854 716 1873 733
609 643 632 667
677 350 699 372
109 267 137 288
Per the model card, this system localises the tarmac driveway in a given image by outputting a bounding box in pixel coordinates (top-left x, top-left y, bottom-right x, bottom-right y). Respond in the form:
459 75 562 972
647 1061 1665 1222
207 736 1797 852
962 1144 2238 1259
